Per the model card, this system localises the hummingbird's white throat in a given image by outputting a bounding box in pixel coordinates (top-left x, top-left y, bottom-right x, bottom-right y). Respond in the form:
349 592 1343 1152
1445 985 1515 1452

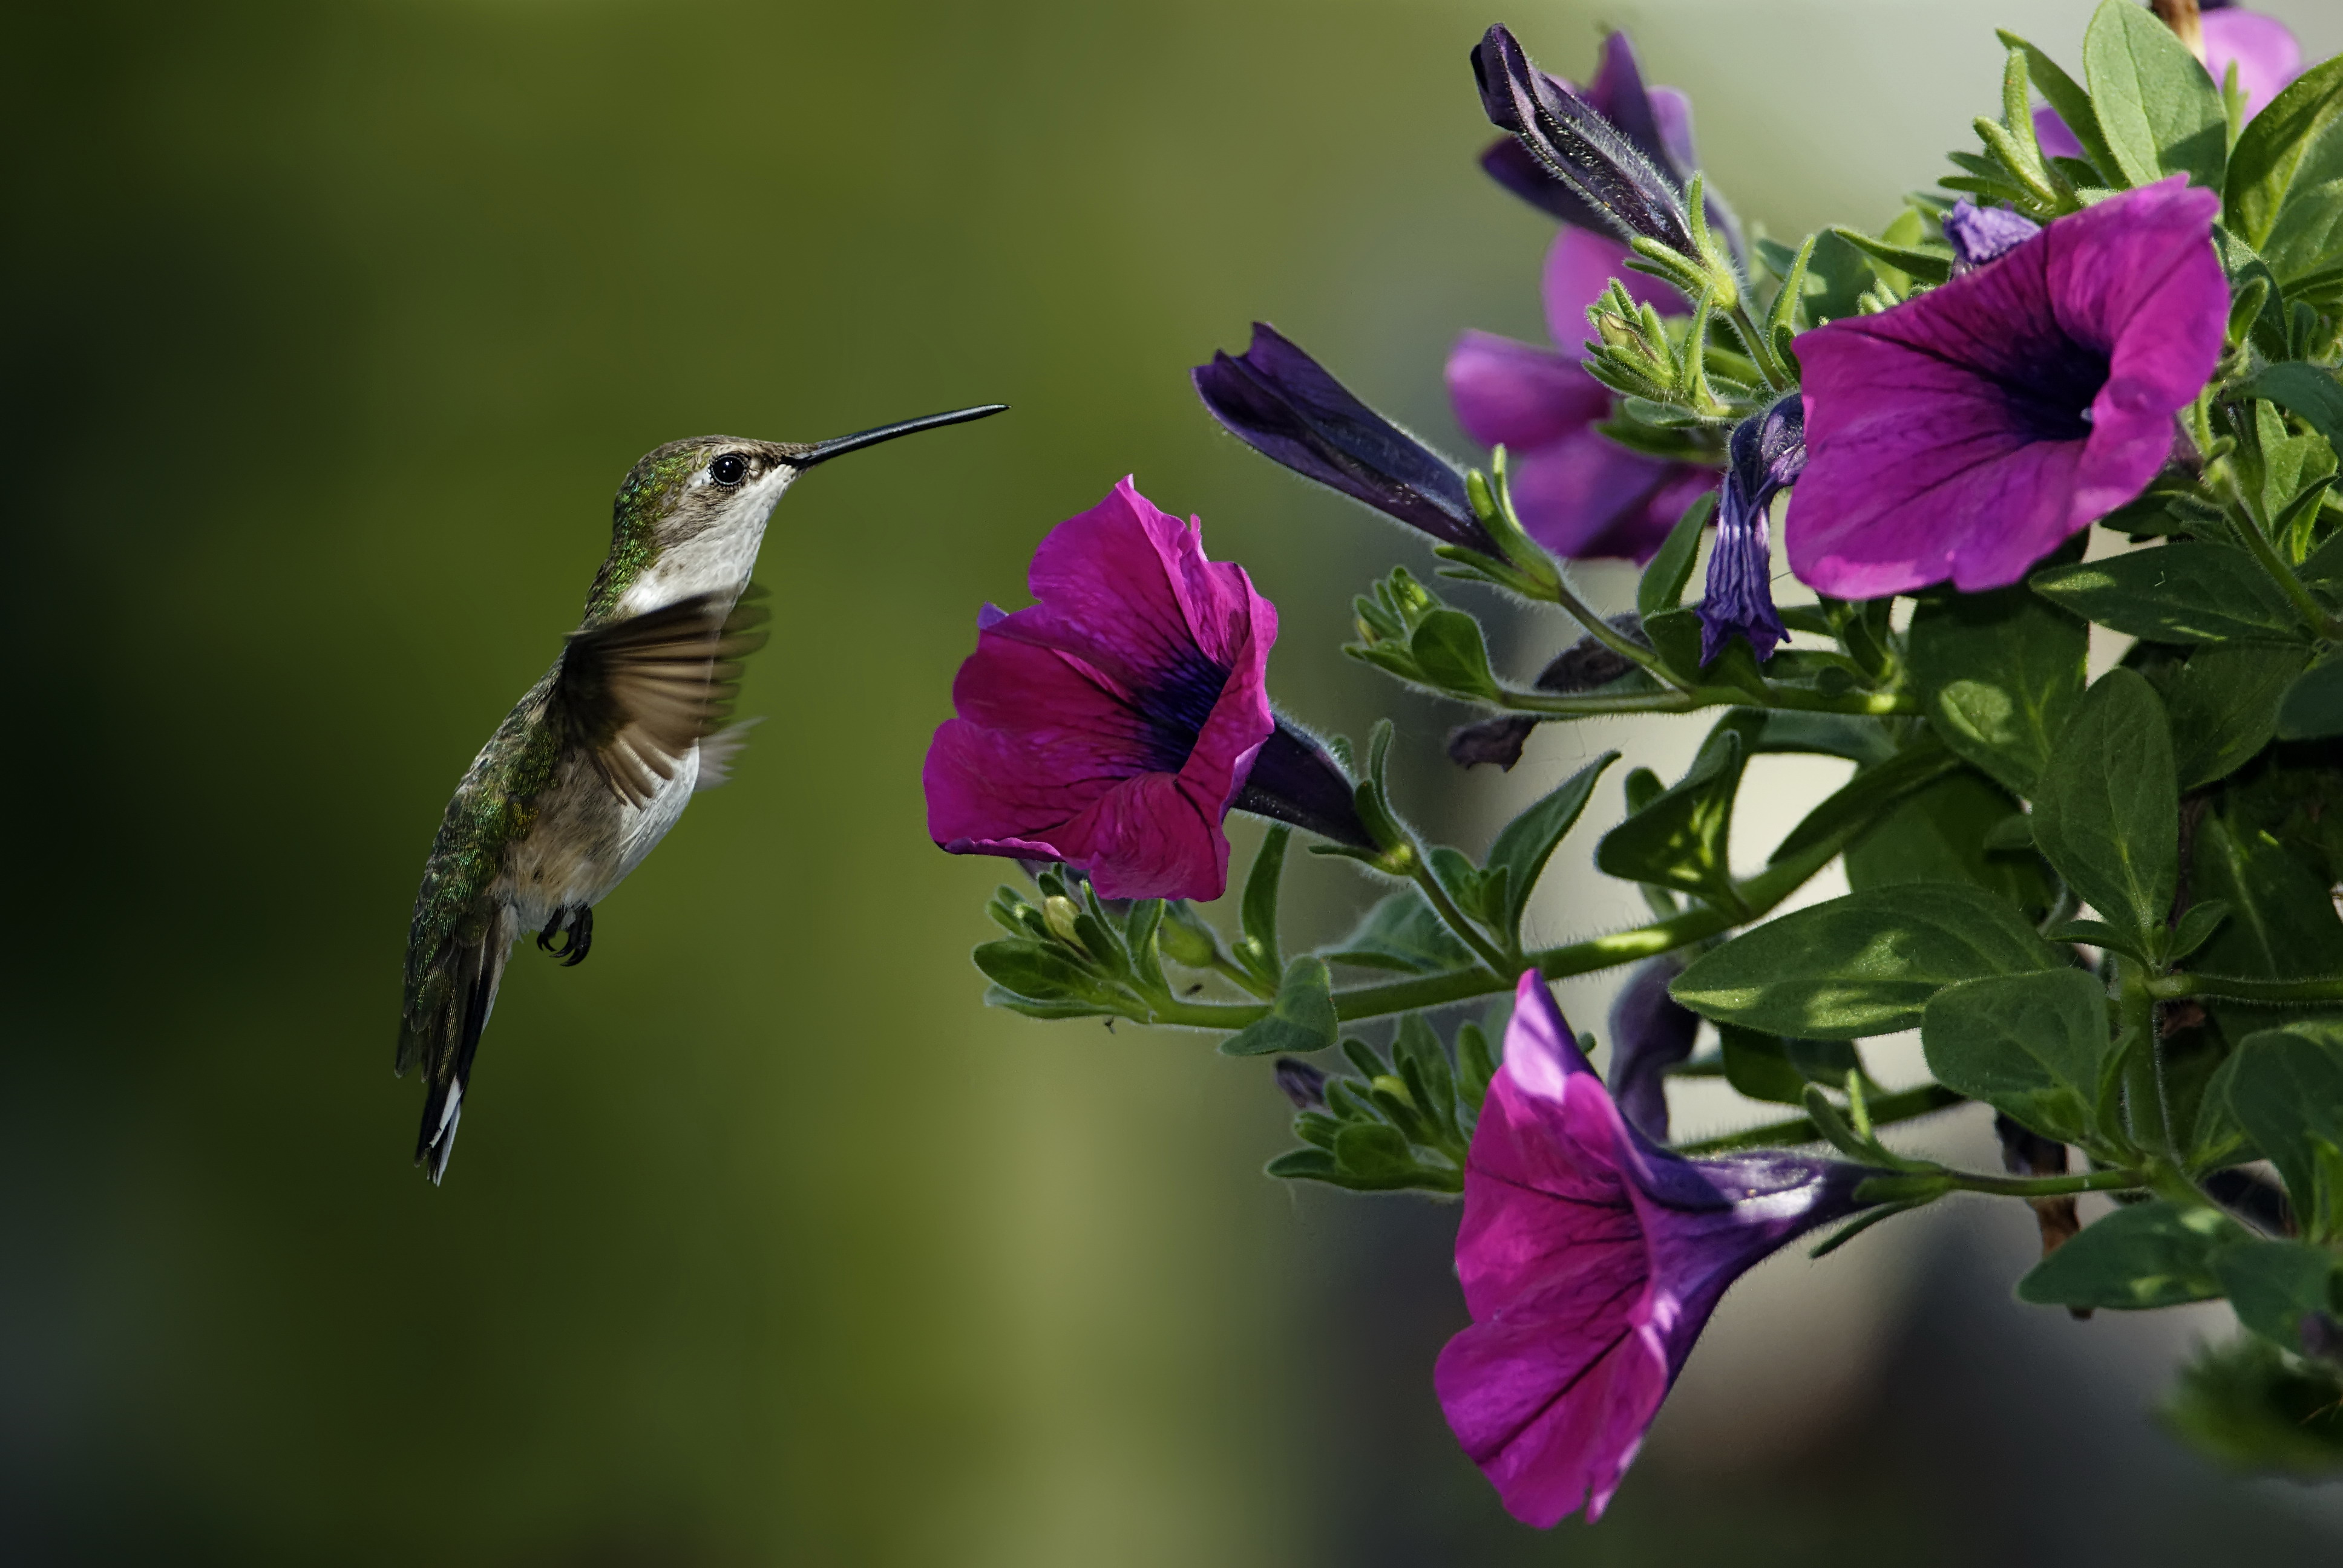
615 460 799 619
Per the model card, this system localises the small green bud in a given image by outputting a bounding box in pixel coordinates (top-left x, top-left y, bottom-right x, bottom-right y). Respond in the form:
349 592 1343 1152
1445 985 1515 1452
1043 896 1087 952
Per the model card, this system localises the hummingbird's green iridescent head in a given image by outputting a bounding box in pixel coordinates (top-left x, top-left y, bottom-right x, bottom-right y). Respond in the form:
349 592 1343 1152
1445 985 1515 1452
584 404 1006 621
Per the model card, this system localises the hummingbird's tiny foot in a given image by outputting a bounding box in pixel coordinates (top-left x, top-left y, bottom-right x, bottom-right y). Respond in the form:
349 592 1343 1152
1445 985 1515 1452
536 912 567 956
561 906 594 967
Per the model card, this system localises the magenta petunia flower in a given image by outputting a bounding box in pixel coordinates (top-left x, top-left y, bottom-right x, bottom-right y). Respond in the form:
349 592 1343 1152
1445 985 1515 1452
1447 226 1715 562
923 479 1277 902
2036 3 2302 161
1786 177 2226 598
1436 972 1876 1526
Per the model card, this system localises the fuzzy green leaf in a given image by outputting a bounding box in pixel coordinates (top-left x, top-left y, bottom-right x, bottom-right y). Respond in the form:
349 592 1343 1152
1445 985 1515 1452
1921 969 2110 1144
2082 0 2227 191
1909 583 2086 795
2017 1200 2245 1309
2030 668 2178 950
2030 544 2307 644
1671 881 2062 1040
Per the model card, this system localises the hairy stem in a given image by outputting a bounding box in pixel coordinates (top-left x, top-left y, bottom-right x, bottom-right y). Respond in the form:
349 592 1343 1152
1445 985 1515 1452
1676 1085 1968 1155
1147 828 1849 1031
1406 857 1516 978
2149 970 2343 1005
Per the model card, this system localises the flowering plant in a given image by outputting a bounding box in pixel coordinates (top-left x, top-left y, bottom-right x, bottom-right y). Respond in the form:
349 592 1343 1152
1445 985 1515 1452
928 0 2343 1523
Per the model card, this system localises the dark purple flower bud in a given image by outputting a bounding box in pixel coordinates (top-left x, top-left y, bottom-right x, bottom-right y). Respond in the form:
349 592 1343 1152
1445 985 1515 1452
2204 1165 2295 1237
1696 394 1802 665
1470 25 1697 258
1233 719 1376 851
2301 1311 2343 1365
1943 198 2042 275
1476 31 1741 263
1193 323 1493 553
1447 615 1647 771
1274 1056 1329 1110
1607 958 1699 1142
1437 974 1883 1525
1448 716 1539 772
1790 180 2226 597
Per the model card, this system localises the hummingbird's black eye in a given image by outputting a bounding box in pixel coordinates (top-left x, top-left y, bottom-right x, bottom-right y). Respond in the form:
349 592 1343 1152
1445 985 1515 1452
710 453 750 487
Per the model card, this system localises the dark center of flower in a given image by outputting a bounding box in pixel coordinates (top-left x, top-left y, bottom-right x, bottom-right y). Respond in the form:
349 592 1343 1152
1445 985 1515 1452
1996 336 2108 443
1138 650 1233 772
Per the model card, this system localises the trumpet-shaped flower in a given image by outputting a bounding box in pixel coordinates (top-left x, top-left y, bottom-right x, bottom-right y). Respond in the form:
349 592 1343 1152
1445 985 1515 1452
1436 973 1878 1526
924 479 1277 901
1788 177 2226 598
1697 395 1804 664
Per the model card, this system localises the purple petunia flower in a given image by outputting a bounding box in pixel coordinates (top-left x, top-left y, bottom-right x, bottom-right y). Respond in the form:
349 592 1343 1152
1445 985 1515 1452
1436 972 1878 1526
2036 3 2302 162
1447 227 1715 562
1787 177 2226 598
1605 958 1701 1142
1697 394 1804 664
923 479 1278 902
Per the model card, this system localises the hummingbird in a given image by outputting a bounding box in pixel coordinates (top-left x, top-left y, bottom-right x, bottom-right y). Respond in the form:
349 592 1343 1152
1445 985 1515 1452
398 403 1006 1182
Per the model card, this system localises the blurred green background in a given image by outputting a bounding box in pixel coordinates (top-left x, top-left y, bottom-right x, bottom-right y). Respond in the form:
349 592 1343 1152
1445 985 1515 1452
9 0 2343 1563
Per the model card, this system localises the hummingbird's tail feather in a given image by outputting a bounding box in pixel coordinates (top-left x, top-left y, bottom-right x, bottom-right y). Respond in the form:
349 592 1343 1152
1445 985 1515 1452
412 907 517 1185
693 717 764 790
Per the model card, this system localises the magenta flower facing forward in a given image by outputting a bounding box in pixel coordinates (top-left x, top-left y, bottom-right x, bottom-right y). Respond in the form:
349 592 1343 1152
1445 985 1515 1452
2036 4 2301 161
924 479 1276 901
1447 227 1714 561
1436 973 1876 1526
1788 178 2226 597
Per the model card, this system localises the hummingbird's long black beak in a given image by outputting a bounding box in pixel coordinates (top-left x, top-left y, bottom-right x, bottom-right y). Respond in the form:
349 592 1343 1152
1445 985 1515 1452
788 403 1009 468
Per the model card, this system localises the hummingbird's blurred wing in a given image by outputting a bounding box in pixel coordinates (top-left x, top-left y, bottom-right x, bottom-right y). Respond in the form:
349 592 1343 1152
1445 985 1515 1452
554 587 772 808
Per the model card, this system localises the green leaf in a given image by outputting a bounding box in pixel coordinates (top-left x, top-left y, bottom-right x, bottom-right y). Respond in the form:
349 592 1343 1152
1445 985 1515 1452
1845 766 2058 921
2224 54 2343 288
2030 668 2178 950
1751 711 1897 765
1596 711 1758 902
1909 583 2087 795
2246 362 2343 460
1670 881 2061 1040
1408 608 1500 699
2223 1021 2343 1240
972 941 1110 1007
1798 227 1878 326
2169 642 2312 788
2030 544 2307 644
1330 1123 1418 1184
2215 1240 2343 1351
2164 1338 2343 1475
1999 29 2122 185
1771 741 1961 866
1237 825 1290 984
2191 812 2343 1043
1921 969 2110 1143
1641 606 1705 685
1320 888 1476 974
2016 1199 2246 1309
2276 658 2343 740
1637 492 1715 619
2082 0 2227 191
1719 1025 1860 1106
2169 899 2232 962
1829 226 1953 287
1218 956 1339 1057
1485 751 1619 941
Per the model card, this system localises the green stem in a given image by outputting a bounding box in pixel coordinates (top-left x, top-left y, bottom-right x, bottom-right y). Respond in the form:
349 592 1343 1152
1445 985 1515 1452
2149 970 2343 1005
1147 825 1849 1031
1495 682 1916 719
2119 957 2175 1160
1726 304 1792 393
1406 857 1516 978
1677 1085 1967 1155
2218 465 2343 639
1942 1166 2145 1199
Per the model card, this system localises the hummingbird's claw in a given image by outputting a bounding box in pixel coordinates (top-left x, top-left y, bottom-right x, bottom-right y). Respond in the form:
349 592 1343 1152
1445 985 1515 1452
562 906 593 967
535 906 594 966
